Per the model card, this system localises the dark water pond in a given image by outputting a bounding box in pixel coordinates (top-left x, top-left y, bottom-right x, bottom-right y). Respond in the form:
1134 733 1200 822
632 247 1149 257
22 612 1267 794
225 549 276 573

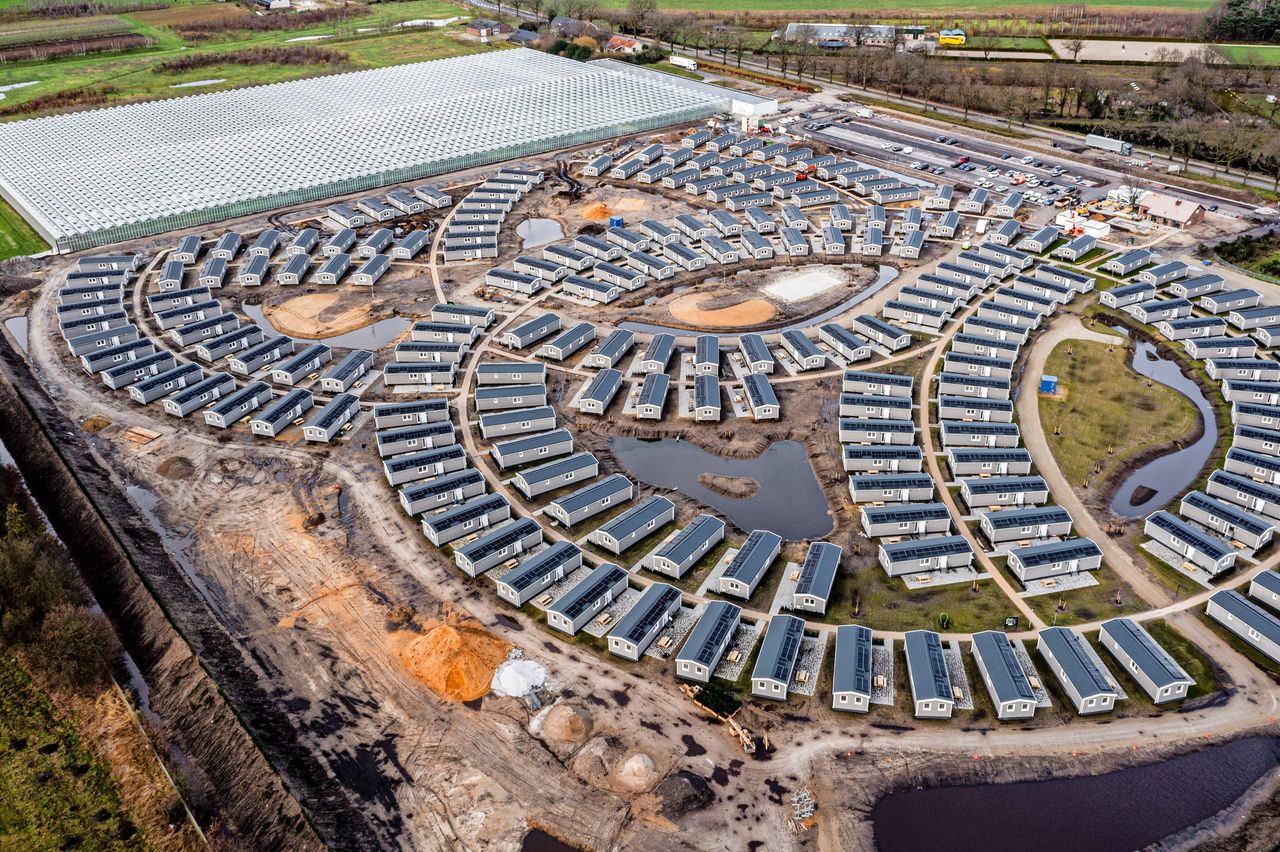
609 437 832 539
1109 340 1217 518
872 736 1280 852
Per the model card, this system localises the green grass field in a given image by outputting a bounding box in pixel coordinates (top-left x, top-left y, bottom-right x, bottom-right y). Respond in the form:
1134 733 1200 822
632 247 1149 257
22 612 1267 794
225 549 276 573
0 198 48 259
0 657 137 848
598 0 1214 10
1217 44 1280 65
1039 338 1199 491
0 0 486 117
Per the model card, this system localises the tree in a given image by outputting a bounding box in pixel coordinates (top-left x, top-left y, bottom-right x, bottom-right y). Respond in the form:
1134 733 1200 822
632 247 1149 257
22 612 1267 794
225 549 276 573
1062 36 1085 62
626 0 655 35
969 33 999 61
725 26 750 68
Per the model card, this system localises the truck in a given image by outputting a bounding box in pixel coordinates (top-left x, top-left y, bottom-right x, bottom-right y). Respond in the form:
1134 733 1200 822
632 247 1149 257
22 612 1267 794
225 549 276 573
670 56 698 71
853 108 874 119
1085 134 1133 156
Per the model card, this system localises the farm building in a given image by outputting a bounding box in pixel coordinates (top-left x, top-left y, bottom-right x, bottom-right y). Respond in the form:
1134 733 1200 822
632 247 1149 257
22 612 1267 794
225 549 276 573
546 562 630 636
544 473 634 527
607 583 683 661
904 630 955 719
1098 618 1193 704
751 615 806 701
676 601 742 683
588 495 675 555
1037 627 1118 715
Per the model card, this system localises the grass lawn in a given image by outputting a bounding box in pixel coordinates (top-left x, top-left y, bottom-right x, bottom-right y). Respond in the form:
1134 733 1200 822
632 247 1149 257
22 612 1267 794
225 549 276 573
1144 618 1219 698
853 564 1015 634
1217 44 1280 66
651 61 704 81
1021 569 1147 626
0 0 489 118
1038 338 1199 491
942 36 1047 51
0 656 137 848
0 198 48 259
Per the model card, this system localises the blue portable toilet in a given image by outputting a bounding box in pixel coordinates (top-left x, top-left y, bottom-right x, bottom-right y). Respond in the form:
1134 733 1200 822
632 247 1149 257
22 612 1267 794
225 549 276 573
1039 375 1058 395
609 216 625 228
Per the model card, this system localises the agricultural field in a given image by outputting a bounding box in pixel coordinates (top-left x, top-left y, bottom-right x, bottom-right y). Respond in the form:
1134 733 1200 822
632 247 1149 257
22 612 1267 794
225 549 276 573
596 0 1216 10
1216 43 1280 65
0 198 47 259
0 0 488 118
1038 338 1199 491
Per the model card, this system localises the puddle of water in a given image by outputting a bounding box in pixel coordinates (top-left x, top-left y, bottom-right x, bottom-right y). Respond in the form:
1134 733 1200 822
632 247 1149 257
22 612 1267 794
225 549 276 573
764 267 846 303
621 265 898 336
5 316 28 352
517 218 564 250
1109 340 1216 518
609 437 832 539
872 737 1280 852
241 302 410 349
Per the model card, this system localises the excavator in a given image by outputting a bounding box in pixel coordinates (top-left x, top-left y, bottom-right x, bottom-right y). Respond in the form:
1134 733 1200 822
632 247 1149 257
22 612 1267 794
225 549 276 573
795 164 817 181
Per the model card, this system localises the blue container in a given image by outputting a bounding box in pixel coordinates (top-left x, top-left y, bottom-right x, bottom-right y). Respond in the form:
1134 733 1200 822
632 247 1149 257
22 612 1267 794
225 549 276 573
1039 375 1058 395
608 216 625 228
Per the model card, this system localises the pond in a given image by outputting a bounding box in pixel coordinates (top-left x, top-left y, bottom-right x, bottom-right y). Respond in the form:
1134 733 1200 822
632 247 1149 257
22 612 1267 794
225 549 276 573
517 218 564 250
608 437 832 540
619 265 899 337
4 316 28 352
871 736 1280 852
240 302 411 350
1109 340 1217 518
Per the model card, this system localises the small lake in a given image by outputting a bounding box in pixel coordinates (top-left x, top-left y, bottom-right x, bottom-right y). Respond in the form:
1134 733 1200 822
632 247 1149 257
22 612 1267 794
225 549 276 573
240 302 410 350
609 437 832 539
871 737 1280 852
1109 340 1217 518
4 316 28 352
620 265 899 337
517 218 564 249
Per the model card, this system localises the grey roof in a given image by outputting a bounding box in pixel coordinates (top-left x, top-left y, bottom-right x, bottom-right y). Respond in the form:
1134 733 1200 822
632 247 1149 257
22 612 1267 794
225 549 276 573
475 383 547 402
881 535 971 561
456 518 541 563
376 421 454 447
374 398 448 419
656 515 724 565
904 630 951 703
502 542 581 593
551 562 628 621
519 451 596 485
383 445 466 474
256 388 313 427
1209 590 1280 647
208 380 270 417
642 332 675 364
422 494 508 535
1010 537 1100 567
1182 491 1272 537
962 475 1046 495
597 495 674 541
592 329 634 361
752 615 805 684
492 428 572 456
551 473 632 514
833 624 873 696
678 600 741 667
795 542 840 599
477 361 545 378
862 502 950 525
694 373 719 409
723 529 782 583
326 349 373 381
844 369 913 389
972 630 1034 703
982 505 1072 530
637 372 670 407
1147 511 1232 559
1098 618 1190 689
744 373 778 409
1253 570 1280 599
1039 626 1117 698
612 583 681 645
848 473 933 491
583 368 624 404
739 333 772 364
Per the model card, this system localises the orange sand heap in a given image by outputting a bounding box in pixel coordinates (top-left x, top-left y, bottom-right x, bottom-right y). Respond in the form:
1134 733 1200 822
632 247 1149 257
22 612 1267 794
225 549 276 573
669 293 776 328
582 202 612 221
400 614 512 702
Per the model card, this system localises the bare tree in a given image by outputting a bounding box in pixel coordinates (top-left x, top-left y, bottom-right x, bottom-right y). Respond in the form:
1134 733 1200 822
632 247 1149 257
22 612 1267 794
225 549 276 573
626 0 655 35
1062 36 1085 62
969 34 999 61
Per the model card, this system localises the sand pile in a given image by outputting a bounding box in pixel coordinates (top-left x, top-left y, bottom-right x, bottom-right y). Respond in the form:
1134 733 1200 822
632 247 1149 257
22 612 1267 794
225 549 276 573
401 616 512 702
582 202 612 221
613 752 659 792
491 658 547 698
539 703 592 743
697 473 759 499
669 293 776 328
81 415 111 433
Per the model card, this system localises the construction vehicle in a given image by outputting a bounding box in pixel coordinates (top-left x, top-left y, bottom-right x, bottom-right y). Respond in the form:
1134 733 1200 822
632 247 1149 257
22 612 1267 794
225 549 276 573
795 164 816 181
679 684 756 753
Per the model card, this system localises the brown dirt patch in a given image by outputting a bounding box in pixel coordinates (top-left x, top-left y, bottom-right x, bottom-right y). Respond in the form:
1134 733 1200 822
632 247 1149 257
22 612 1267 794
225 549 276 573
669 293 776 328
696 473 759 499
81 415 111 433
400 614 512 702
263 293 373 338
582 202 612 221
156 457 194 480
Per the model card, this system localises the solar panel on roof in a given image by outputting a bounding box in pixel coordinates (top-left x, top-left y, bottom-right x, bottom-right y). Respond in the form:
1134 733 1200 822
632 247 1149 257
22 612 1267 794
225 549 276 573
558 564 628 619
618 585 681 644
313 394 358 430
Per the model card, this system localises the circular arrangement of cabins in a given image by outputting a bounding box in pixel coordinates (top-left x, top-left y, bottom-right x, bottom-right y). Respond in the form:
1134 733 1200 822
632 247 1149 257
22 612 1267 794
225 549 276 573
53 124 1280 723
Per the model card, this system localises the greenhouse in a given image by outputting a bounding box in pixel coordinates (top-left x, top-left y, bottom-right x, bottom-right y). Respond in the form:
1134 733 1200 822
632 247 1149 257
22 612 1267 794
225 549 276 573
0 49 767 252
